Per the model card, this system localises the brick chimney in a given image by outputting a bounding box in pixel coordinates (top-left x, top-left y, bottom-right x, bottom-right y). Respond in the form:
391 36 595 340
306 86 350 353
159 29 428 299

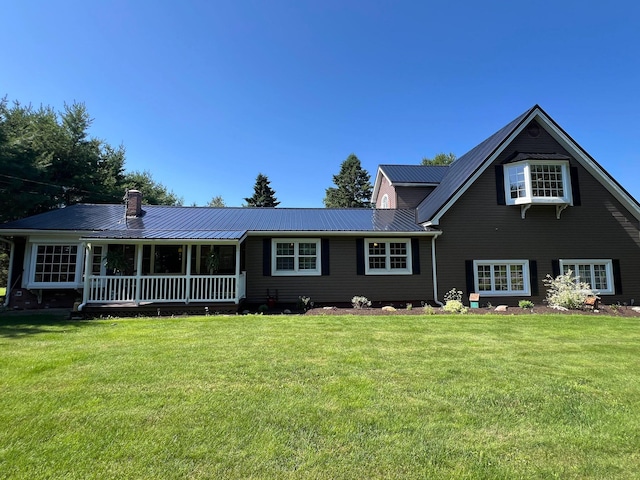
126 190 142 217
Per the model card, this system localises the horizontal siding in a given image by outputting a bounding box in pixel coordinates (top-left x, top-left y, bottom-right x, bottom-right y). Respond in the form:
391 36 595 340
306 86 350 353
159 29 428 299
396 186 436 209
436 124 640 305
245 236 434 305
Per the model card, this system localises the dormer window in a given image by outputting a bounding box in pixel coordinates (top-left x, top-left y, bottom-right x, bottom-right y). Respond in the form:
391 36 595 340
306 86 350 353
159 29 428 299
503 156 573 218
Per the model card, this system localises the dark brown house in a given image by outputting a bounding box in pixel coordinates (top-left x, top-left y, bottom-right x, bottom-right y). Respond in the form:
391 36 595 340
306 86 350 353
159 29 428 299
2 105 639 312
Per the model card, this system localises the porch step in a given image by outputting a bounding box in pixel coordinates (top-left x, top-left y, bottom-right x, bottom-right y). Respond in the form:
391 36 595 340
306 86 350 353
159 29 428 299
82 302 240 318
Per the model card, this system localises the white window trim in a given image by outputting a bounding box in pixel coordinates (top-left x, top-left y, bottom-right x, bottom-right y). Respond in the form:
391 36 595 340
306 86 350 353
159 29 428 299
272 238 321 276
365 238 412 275
559 259 614 295
27 241 84 289
380 194 390 209
473 260 531 296
504 160 572 206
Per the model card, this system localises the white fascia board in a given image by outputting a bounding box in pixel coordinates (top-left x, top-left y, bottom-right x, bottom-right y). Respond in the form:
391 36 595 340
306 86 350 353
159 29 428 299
244 230 441 237
370 166 388 203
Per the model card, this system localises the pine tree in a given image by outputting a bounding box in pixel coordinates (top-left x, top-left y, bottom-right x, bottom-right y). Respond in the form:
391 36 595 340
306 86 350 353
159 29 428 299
324 154 372 208
244 173 279 207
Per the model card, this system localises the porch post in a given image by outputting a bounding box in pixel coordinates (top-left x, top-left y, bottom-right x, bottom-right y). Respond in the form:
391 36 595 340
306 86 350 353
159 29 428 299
135 244 143 306
185 244 192 304
235 241 241 304
80 242 92 309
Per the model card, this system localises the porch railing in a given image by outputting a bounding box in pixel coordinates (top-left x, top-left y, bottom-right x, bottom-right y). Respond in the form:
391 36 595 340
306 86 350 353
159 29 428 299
87 273 246 304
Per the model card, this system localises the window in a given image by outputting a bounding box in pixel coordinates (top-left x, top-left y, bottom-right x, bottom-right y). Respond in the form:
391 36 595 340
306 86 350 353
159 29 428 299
91 245 105 275
272 239 321 276
381 194 390 209
505 161 571 205
31 244 82 285
473 260 530 296
365 239 412 275
560 259 614 294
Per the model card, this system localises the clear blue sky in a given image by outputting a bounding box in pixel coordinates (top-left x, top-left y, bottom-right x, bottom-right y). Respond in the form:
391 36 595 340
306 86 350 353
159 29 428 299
2 0 639 207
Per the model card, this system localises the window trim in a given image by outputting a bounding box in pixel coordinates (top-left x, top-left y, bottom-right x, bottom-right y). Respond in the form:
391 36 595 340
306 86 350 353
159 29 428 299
271 238 322 276
504 160 572 206
473 260 531 296
364 238 412 275
380 194 390 209
28 242 84 288
559 259 614 295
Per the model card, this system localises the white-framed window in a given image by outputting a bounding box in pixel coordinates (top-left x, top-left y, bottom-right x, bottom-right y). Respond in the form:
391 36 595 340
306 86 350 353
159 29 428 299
473 260 530 296
505 161 571 205
30 243 83 287
381 194 390 209
365 238 412 275
560 259 614 294
272 239 321 276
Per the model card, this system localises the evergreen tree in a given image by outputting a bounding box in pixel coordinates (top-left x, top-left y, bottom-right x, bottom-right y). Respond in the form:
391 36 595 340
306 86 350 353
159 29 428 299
324 154 372 208
207 195 226 207
244 173 279 207
421 152 456 166
121 170 183 206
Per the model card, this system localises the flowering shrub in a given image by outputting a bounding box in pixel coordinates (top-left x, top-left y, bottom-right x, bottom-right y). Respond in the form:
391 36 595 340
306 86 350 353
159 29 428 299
543 270 595 310
351 296 371 309
444 288 463 303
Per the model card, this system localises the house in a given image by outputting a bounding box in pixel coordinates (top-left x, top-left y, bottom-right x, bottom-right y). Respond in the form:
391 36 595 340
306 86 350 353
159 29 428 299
2 105 639 313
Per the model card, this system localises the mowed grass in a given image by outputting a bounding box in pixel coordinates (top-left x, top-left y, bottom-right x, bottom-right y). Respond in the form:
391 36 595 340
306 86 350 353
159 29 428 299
1 313 639 479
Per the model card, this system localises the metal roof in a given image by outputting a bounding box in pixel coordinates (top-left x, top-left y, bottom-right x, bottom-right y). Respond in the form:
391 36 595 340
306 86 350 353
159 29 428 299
1 204 434 238
416 105 536 224
379 164 450 184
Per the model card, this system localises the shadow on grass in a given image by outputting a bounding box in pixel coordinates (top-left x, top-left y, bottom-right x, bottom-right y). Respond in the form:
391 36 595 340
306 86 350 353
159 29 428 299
0 310 102 338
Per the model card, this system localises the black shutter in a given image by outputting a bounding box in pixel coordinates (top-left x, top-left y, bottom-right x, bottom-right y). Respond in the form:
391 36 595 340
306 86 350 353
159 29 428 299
529 260 538 296
495 165 506 205
570 166 581 206
612 259 622 294
321 239 330 276
263 239 271 276
411 238 420 275
551 259 560 278
465 260 475 295
356 238 365 275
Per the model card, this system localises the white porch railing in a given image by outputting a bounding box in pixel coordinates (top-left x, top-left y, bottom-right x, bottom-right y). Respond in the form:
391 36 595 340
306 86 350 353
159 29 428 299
87 273 246 304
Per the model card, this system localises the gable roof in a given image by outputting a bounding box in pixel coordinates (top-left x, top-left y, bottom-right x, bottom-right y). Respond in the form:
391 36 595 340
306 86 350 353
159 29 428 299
0 204 437 239
371 164 449 202
416 105 640 224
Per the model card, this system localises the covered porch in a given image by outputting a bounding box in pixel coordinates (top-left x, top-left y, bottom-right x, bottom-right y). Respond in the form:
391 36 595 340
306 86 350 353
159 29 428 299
80 236 246 308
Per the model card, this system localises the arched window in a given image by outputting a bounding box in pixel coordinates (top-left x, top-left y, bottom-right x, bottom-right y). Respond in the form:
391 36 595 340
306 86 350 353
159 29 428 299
381 194 389 209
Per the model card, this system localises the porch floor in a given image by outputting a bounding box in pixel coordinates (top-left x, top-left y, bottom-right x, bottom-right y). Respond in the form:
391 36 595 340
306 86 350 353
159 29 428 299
81 301 241 318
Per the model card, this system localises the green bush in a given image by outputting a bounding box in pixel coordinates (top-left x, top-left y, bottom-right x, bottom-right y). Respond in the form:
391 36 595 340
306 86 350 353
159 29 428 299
442 299 468 314
423 304 436 315
543 270 594 310
519 299 535 309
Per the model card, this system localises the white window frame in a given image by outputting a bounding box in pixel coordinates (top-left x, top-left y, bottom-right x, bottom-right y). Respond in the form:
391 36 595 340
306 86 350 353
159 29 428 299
559 259 614 295
365 238 412 275
272 239 321 276
28 241 84 288
380 194 390 209
504 160 572 206
473 260 531 296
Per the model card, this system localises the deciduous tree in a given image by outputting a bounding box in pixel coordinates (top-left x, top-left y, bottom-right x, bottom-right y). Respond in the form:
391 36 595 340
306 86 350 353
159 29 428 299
421 152 456 166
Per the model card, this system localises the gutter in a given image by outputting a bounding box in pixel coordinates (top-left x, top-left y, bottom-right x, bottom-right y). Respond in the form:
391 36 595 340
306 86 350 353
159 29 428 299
0 237 15 307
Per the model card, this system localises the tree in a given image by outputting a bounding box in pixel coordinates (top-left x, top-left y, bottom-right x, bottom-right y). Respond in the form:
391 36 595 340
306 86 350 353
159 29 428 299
324 154 372 208
121 171 183 206
207 195 226 207
421 152 456 166
244 173 279 207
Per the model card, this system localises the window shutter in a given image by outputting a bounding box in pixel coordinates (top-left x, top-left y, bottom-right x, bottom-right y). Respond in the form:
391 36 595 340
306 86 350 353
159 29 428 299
321 239 330 276
570 166 581 206
551 259 560 278
356 238 365 275
495 165 506 205
411 238 420 275
529 260 538 296
612 259 622 294
465 260 475 295
263 239 271 276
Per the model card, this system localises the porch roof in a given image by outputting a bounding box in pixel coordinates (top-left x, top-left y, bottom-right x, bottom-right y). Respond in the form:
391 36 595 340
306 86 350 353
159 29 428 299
82 230 247 240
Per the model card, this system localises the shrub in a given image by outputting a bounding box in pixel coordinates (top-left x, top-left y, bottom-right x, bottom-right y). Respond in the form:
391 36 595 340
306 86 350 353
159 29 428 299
257 304 269 314
423 304 435 315
442 300 468 314
543 270 594 310
519 299 534 309
351 296 371 309
297 295 313 311
406 303 413 310
444 288 463 303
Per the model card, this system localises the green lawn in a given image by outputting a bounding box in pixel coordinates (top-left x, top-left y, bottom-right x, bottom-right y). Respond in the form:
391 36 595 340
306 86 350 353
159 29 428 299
1 313 639 479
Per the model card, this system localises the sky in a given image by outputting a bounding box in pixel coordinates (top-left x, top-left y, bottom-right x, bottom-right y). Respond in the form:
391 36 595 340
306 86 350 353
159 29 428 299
2 0 639 207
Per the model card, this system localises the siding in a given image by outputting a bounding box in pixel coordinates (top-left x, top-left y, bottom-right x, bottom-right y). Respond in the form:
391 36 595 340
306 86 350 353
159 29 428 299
435 124 640 305
376 175 396 208
396 186 436 209
244 236 434 305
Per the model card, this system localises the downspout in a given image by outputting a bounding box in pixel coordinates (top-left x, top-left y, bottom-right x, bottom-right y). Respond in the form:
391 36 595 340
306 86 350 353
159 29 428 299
431 233 444 307
1 237 15 307
78 242 92 311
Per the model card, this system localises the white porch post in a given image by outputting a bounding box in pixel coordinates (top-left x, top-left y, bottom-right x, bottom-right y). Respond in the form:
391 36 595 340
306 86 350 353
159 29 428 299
80 242 92 309
235 241 241 304
185 244 192 304
135 244 143 306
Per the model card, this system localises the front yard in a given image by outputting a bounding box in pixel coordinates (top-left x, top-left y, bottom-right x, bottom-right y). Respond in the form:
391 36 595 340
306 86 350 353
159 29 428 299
1 313 639 479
